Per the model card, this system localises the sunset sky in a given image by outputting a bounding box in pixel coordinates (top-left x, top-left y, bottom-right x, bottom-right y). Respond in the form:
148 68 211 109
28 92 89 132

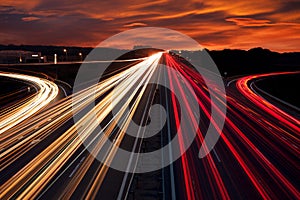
1 0 299 52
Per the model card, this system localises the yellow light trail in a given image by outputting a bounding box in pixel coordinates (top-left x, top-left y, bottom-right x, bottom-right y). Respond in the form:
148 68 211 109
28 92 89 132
0 52 163 199
0 72 58 134
0 60 144 169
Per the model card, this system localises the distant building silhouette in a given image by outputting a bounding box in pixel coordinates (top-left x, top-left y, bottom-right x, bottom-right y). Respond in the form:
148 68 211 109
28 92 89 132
0 50 45 64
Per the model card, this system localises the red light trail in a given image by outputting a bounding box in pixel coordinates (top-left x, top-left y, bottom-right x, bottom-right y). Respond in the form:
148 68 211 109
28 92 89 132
0 54 299 199
165 54 299 199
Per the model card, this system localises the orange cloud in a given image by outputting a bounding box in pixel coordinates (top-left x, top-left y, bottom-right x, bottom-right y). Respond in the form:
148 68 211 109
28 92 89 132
21 16 40 21
124 22 147 27
0 0 299 52
226 18 271 27
1 0 40 10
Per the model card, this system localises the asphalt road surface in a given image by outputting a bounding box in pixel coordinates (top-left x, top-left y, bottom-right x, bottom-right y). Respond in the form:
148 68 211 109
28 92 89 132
0 54 299 199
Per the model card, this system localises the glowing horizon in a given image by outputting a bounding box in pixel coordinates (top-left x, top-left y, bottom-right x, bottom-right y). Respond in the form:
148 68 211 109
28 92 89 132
0 0 299 52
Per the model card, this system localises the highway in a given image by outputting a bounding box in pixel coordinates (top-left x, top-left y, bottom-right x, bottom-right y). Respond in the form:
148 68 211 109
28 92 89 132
0 53 163 199
163 56 299 199
0 53 299 199
0 72 58 134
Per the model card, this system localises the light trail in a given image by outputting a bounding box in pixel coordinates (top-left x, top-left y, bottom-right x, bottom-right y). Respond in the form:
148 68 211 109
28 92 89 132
0 72 58 134
236 72 300 131
0 60 149 168
166 54 230 200
165 54 299 199
0 52 163 199
0 53 299 200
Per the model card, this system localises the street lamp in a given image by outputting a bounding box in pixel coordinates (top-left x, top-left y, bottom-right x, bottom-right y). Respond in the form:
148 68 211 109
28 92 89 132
79 52 82 61
63 49 68 61
54 54 57 64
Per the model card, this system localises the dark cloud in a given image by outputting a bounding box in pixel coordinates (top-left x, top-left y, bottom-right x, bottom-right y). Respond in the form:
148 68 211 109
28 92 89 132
278 1 300 13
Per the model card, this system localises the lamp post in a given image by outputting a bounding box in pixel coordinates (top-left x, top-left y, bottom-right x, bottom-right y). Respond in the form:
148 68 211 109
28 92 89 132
63 49 68 61
54 54 57 64
79 52 82 61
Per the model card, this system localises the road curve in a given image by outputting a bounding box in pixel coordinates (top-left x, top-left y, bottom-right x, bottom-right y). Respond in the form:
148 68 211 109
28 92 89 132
236 71 300 130
0 72 59 134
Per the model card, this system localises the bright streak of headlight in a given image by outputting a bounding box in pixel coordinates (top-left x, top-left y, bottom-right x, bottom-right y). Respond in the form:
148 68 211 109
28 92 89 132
0 52 163 199
0 72 59 134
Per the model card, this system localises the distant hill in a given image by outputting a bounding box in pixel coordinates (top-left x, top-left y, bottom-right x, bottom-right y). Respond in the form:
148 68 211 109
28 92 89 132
207 47 300 76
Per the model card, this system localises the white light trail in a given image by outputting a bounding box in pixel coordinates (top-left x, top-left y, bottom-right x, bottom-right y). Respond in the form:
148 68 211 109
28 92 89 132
0 72 59 134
